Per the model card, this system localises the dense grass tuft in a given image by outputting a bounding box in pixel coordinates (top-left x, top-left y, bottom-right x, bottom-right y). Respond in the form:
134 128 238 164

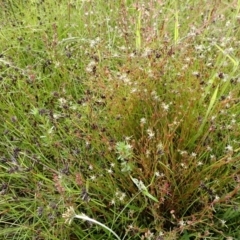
1 0 240 239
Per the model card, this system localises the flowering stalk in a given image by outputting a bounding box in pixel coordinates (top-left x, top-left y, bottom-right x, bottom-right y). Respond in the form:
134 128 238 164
62 206 121 240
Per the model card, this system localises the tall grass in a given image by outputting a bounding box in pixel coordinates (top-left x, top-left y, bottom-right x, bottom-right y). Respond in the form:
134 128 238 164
0 0 240 239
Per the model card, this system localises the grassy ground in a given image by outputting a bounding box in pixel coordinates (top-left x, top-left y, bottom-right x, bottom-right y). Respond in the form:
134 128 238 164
0 0 240 239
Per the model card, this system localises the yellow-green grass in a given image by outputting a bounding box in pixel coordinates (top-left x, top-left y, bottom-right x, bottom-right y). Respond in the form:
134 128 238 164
0 0 240 239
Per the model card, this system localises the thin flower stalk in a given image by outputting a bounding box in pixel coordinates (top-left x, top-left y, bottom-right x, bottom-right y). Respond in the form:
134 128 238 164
63 206 121 240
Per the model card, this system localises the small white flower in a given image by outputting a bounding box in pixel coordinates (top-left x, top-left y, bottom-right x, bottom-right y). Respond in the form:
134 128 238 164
162 103 169 111
225 20 231 27
197 161 203 166
225 145 233 152
119 193 126 202
128 224 134 229
110 199 116 205
110 163 115 168
231 119 236 124
159 231 164 236
86 60 96 72
129 52 135 58
62 206 76 225
192 71 199 76
140 118 147 125
125 136 132 141
179 219 186 226
130 88 137 93
195 45 204 51
53 113 61 119
210 154 216 160
206 146 212 151
90 175 96 180
180 163 185 167
220 219 227 226
146 150 150 157
54 61 60 68
142 47 152 57
147 129 155 139
58 98 67 106
180 150 188 156
215 195 220 201
89 164 93 170
191 152 197 158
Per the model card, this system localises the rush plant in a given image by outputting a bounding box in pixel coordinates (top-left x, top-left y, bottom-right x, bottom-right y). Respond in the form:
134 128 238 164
0 0 239 240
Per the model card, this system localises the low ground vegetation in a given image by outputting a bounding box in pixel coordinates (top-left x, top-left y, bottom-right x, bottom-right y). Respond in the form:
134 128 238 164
0 0 240 239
